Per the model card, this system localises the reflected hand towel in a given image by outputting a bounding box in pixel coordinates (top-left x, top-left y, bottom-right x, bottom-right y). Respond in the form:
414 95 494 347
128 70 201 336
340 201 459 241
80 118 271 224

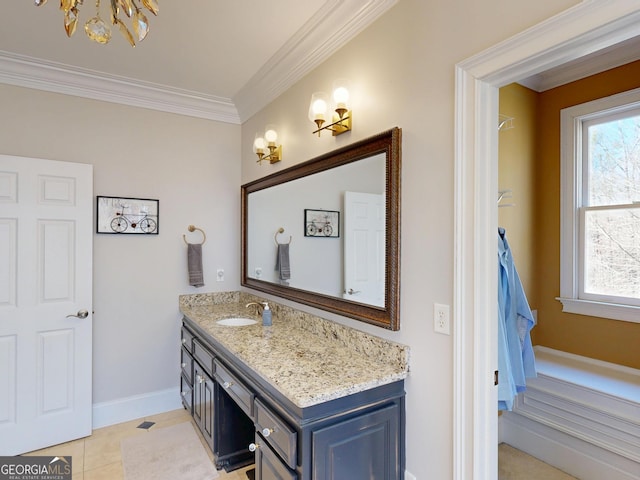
187 243 205 287
275 243 291 280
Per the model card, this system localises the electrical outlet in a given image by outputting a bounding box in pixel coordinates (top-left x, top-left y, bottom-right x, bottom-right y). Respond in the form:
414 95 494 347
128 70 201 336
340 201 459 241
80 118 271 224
216 268 224 282
434 303 450 335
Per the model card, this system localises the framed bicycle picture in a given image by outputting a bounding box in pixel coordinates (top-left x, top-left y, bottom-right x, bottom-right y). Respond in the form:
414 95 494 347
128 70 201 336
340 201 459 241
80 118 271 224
96 196 159 235
304 209 340 238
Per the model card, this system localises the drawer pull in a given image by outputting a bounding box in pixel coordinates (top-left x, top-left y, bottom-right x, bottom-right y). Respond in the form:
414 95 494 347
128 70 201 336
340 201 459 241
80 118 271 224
222 381 234 389
249 442 260 452
181 362 186 368
262 427 274 437
181 338 186 344
196 375 204 384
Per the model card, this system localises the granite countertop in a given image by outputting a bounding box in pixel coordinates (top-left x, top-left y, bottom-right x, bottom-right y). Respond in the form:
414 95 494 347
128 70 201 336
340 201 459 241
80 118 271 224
180 292 410 409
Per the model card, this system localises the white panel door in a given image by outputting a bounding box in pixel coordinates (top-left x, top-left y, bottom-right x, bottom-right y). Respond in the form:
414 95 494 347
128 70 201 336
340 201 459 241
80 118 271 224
0 155 93 455
343 191 385 307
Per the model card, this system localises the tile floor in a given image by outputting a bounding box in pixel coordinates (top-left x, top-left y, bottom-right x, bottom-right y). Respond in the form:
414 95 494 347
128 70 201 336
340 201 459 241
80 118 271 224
23 408 254 480
23 411 579 480
499 443 578 480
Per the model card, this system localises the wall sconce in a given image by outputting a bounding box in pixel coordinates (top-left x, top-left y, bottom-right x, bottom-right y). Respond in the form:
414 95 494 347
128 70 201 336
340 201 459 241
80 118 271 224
253 125 282 164
308 79 352 136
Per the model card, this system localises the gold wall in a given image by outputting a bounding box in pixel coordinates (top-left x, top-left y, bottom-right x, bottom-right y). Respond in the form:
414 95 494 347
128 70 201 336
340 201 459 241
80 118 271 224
499 83 539 305
500 61 640 369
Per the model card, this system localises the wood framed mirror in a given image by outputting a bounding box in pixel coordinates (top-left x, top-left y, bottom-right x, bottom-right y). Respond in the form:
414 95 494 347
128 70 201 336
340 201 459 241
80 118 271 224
241 127 401 330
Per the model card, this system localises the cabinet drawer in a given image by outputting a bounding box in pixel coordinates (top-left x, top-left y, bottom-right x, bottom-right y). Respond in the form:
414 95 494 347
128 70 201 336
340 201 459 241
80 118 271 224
193 339 214 376
181 326 194 353
255 399 297 469
180 347 193 383
255 433 297 480
180 374 193 413
214 359 254 417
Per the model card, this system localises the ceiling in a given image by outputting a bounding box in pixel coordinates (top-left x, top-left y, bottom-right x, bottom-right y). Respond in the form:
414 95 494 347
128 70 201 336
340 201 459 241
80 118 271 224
0 0 398 123
518 34 640 93
3 1 639 124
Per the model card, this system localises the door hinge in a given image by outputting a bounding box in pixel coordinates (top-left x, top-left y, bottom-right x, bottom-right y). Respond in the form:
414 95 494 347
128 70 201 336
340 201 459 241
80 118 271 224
494 370 499 386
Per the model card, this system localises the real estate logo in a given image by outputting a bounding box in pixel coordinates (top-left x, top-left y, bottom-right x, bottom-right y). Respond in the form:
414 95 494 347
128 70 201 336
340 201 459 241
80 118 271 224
0 456 72 480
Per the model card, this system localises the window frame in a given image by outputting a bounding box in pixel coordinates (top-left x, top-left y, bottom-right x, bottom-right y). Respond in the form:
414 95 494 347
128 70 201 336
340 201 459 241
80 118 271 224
558 87 640 324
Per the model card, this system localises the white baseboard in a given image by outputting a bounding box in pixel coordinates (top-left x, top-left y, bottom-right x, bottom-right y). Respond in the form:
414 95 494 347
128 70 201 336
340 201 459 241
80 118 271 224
92 387 183 429
500 410 639 480
499 347 640 480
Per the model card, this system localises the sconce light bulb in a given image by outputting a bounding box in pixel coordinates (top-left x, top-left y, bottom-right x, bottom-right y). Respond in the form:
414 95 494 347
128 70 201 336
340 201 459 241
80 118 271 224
253 135 266 153
312 99 327 119
264 128 278 144
333 86 349 109
309 92 330 125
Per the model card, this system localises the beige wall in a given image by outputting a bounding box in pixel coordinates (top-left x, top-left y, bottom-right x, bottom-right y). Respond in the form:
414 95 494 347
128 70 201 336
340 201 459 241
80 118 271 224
535 60 640 369
1 0 590 477
0 85 242 407
241 1 579 477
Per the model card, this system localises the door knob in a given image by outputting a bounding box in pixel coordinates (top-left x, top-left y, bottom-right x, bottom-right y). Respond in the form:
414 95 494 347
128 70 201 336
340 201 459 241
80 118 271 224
66 309 89 319
347 289 361 295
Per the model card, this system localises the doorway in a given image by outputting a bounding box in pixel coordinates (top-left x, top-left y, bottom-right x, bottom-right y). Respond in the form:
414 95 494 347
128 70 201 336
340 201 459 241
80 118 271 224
453 3 640 480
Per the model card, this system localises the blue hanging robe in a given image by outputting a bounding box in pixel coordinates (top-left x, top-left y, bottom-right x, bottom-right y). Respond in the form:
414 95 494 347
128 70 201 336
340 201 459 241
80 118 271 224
498 227 537 410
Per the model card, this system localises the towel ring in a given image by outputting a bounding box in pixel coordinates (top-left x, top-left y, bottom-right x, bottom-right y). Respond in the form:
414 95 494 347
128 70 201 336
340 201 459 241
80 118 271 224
274 227 292 246
183 225 206 245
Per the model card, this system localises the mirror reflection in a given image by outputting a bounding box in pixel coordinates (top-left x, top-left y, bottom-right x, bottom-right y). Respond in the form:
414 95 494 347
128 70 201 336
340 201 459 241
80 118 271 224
242 127 401 330
247 153 386 306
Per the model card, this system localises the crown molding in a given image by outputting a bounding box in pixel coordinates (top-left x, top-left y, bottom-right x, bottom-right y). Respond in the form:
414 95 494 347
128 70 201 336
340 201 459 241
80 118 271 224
0 0 398 124
234 0 399 122
0 50 240 123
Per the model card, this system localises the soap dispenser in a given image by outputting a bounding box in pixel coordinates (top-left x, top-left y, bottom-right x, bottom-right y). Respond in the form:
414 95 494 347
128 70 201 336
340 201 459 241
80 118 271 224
261 302 272 326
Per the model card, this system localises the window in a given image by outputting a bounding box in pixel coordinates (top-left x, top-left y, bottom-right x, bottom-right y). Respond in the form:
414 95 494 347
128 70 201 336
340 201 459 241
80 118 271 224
559 88 640 323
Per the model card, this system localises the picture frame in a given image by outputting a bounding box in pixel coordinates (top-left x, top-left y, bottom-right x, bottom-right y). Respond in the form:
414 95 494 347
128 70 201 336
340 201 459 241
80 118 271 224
304 209 340 238
96 196 159 235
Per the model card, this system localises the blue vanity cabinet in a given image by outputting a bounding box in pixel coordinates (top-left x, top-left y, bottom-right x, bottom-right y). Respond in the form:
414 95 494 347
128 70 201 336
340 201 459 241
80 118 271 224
181 317 405 480
179 327 194 413
311 403 402 479
192 338 216 451
192 360 215 450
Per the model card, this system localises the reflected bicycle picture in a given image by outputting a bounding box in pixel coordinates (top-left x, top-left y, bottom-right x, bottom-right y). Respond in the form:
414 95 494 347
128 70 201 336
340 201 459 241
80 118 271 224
96 196 159 235
304 209 340 238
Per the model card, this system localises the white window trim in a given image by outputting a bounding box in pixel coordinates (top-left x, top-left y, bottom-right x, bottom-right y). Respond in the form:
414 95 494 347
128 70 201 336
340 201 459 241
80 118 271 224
558 87 640 324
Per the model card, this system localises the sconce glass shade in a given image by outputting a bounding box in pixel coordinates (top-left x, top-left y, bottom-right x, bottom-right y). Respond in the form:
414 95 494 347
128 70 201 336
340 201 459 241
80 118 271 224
253 133 266 155
264 125 278 145
308 92 330 125
332 79 350 113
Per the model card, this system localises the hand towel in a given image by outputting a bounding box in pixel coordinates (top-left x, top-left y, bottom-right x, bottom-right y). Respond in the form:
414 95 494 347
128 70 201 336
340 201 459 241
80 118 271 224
275 243 291 281
187 243 205 287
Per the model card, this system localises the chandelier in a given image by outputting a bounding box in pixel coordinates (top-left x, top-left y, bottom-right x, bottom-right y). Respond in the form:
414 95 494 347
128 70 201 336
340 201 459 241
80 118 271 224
34 0 159 47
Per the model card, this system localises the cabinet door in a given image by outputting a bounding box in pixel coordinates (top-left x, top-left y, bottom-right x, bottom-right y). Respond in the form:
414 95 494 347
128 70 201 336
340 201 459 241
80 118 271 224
180 374 192 413
255 434 297 480
193 363 214 451
312 404 400 480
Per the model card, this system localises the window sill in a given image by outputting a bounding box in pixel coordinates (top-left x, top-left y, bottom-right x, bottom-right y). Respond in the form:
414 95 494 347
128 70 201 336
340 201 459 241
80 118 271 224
556 297 640 324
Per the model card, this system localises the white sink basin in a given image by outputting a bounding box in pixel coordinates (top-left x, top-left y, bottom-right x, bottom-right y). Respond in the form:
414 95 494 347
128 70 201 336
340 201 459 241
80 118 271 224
216 317 258 327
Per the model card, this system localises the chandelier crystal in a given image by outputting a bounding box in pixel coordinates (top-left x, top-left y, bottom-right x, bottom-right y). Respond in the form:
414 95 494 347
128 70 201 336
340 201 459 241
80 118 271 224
35 0 159 47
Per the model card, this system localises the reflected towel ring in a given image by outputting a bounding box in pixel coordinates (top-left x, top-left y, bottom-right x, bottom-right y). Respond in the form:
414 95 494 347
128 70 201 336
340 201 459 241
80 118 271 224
274 227 292 245
183 225 206 245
